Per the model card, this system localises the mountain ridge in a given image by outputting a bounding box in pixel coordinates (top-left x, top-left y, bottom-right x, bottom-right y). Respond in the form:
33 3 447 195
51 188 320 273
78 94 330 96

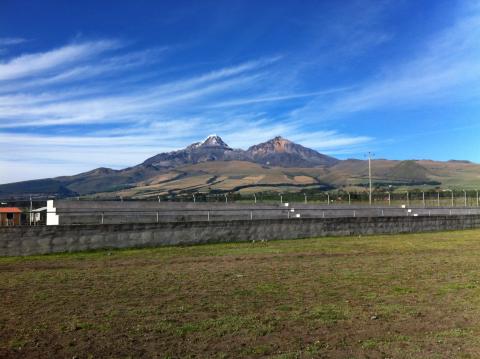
246 136 338 167
141 135 335 169
0 135 479 198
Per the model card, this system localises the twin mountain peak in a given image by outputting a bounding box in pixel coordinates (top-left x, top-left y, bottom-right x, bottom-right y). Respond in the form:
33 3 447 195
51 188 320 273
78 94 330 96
2 134 476 198
142 135 339 169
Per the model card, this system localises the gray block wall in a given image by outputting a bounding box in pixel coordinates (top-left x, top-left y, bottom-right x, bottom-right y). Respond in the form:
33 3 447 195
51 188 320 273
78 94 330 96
50 200 480 225
1 215 480 256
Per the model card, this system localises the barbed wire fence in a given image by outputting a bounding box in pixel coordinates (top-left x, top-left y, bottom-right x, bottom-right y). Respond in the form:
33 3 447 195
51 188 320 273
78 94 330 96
1 189 480 207
0 188 479 226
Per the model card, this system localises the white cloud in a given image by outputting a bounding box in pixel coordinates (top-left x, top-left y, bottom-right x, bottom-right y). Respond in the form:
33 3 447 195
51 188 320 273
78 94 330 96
0 37 27 46
0 73 264 128
0 40 120 81
208 87 350 108
2 47 167 92
0 38 372 183
0 115 372 183
0 53 280 128
0 160 93 183
294 4 480 120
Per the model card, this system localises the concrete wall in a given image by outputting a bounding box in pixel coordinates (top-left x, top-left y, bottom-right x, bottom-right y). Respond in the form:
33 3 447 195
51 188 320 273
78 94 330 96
52 199 480 211
49 200 480 225
1 214 480 256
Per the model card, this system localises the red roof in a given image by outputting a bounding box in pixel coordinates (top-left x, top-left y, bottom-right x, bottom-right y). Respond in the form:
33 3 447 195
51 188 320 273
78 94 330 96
0 207 22 213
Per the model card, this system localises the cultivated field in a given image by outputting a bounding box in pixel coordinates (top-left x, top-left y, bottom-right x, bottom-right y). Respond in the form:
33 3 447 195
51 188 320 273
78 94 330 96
3 230 480 358
84 159 480 199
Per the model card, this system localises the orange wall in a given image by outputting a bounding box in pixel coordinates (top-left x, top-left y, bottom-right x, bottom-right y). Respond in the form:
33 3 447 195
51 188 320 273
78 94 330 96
0 213 21 226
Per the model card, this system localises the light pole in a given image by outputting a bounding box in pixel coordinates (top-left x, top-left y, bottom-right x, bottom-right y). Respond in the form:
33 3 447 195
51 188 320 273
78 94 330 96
29 195 32 226
365 152 374 206
279 193 283 204
477 190 479 207
406 191 409 207
193 193 196 203
463 190 467 207
326 192 330 205
437 191 440 207
347 191 351 205
224 193 228 203
304 193 307 204
422 191 425 208
387 191 391 206
253 193 257 204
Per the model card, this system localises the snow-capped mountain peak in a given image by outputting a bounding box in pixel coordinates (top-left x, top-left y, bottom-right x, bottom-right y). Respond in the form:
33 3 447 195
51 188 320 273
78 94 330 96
199 135 231 148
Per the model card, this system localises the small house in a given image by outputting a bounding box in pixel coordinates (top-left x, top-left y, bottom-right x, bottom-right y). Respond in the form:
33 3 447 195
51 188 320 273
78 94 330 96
31 207 47 225
0 207 22 226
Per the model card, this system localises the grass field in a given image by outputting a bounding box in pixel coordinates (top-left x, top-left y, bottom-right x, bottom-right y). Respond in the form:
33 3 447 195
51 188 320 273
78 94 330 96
3 230 480 358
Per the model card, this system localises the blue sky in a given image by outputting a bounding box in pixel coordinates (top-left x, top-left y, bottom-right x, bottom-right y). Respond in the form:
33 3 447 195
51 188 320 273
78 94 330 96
1 0 479 183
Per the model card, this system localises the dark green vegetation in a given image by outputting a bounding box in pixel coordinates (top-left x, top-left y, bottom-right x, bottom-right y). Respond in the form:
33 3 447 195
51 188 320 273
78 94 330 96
386 160 431 182
3 230 480 358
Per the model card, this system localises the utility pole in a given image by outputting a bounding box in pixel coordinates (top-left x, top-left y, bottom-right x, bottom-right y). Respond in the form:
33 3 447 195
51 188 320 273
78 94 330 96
29 196 32 226
388 185 392 206
365 152 374 206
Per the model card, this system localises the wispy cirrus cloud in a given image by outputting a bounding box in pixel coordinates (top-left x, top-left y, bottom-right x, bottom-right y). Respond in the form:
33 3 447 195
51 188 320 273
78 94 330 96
0 37 28 46
293 2 480 121
0 120 371 178
0 37 371 182
207 87 351 109
0 73 265 128
3 0 480 184
0 51 279 128
0 39 121 81
3 47 168 91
